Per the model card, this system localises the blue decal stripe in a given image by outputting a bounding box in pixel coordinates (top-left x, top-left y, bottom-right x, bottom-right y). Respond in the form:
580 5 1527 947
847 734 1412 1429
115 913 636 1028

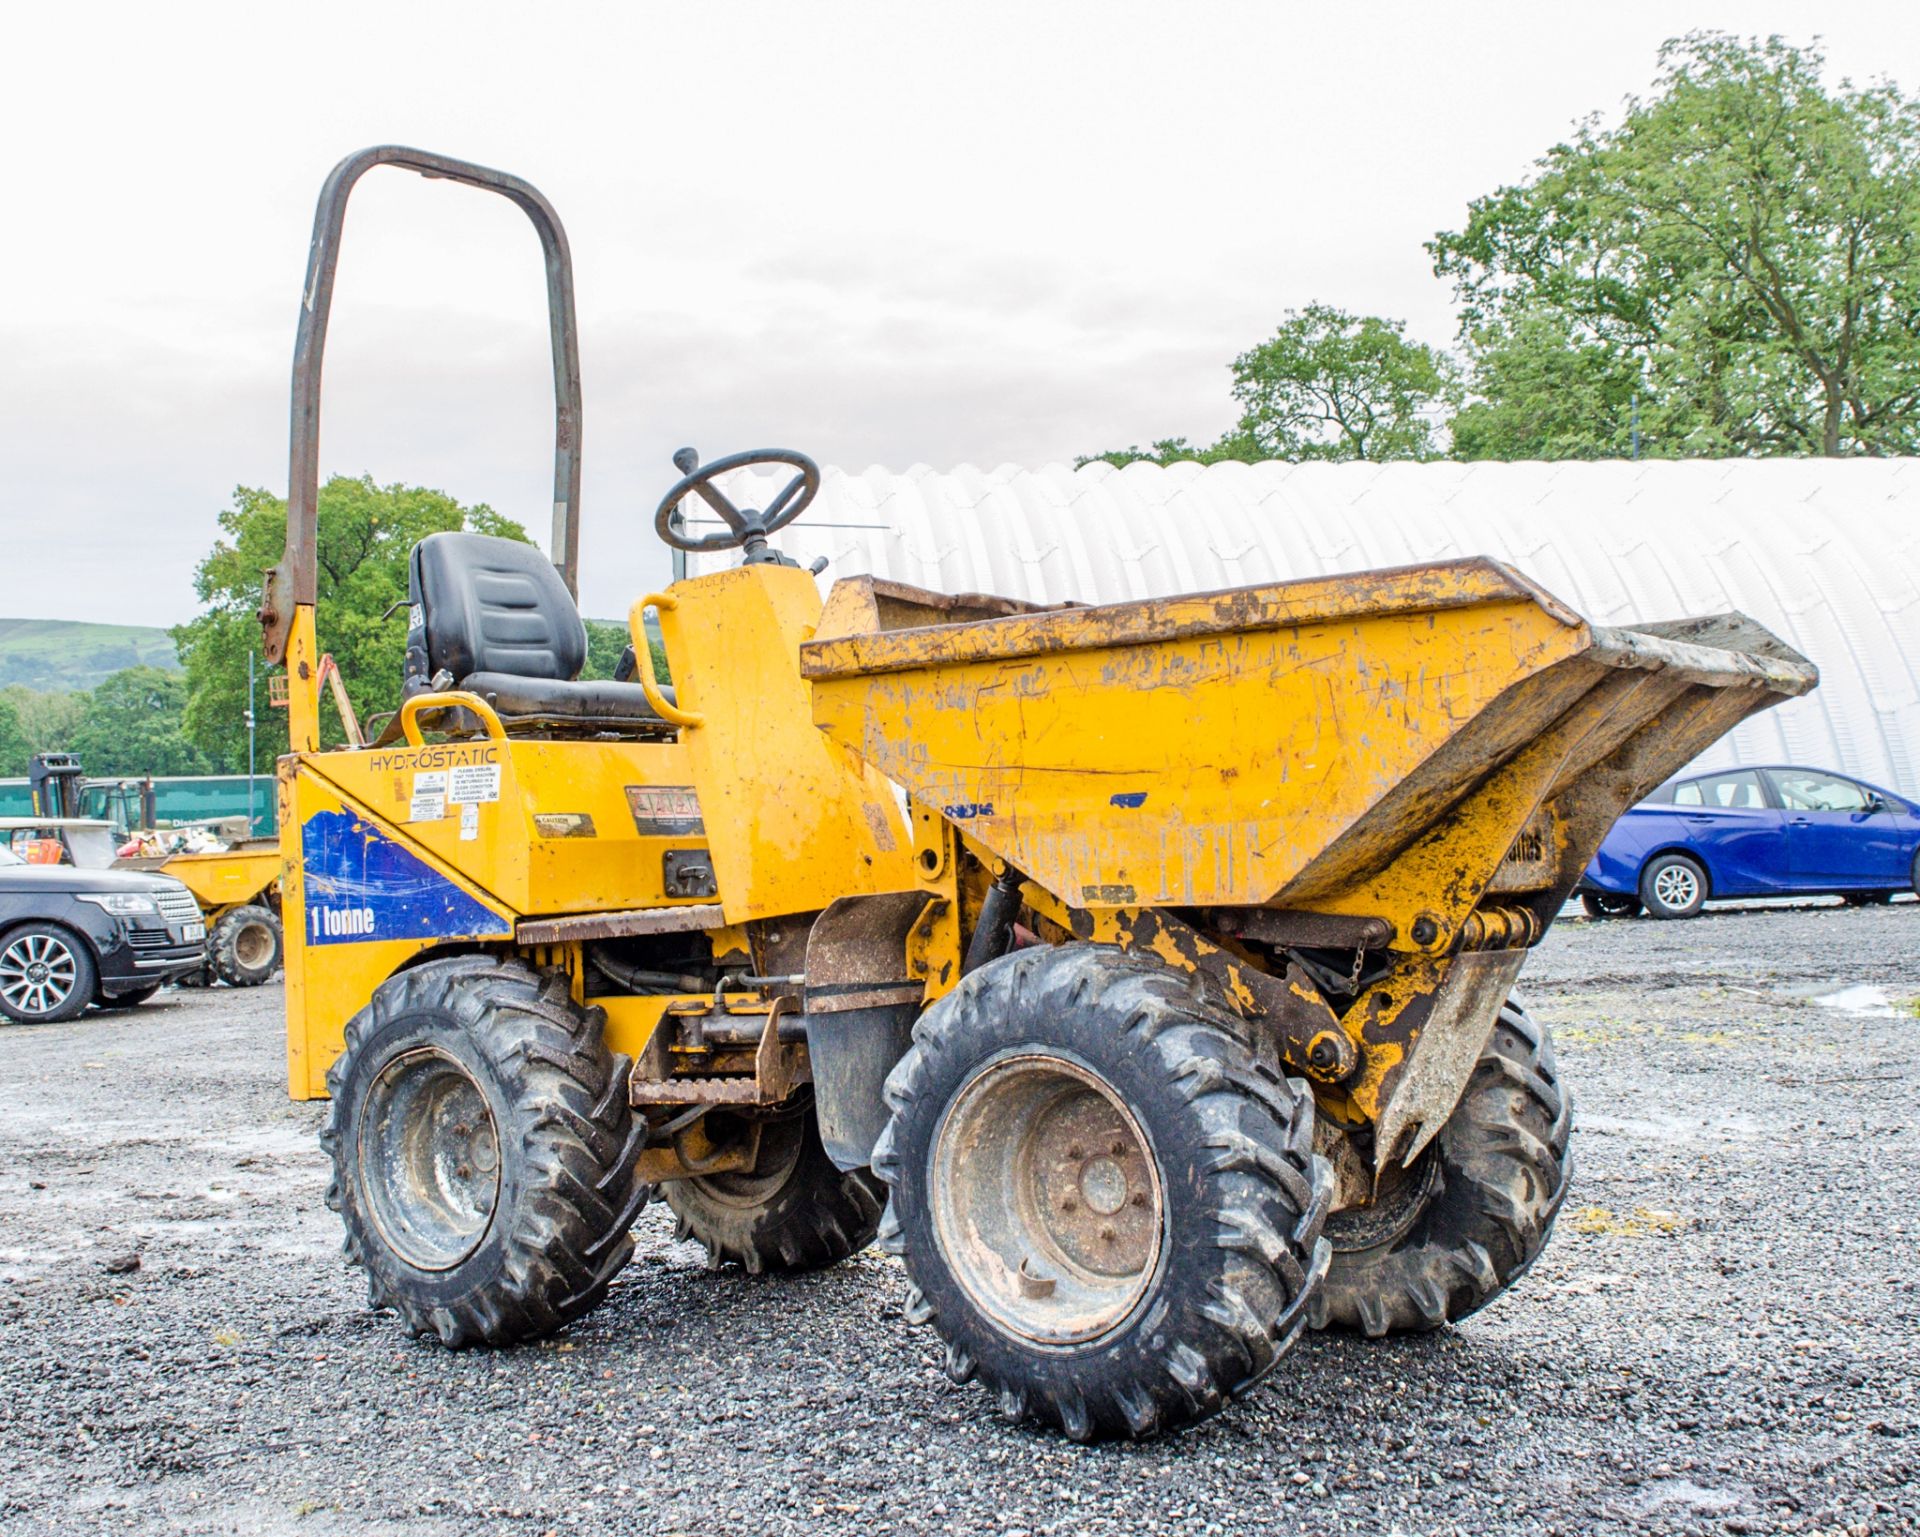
301 810 511 946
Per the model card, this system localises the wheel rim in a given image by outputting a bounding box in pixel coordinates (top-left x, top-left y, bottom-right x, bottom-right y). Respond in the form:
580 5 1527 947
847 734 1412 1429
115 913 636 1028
930 1053 1164 1347
232 920 275 971
1653 863 1700 910
0 934 79 1018
357 1047 500 1271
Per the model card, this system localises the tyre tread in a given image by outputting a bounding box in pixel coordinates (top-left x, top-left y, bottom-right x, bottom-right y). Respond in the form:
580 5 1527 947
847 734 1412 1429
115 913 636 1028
322 954 649 1347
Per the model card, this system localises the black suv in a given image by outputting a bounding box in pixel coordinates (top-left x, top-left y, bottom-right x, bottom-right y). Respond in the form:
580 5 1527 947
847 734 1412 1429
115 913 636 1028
0 828 206 1023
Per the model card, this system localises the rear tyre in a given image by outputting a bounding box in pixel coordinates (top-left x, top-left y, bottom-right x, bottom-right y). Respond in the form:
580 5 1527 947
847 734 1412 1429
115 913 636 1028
1639 852 1708 919
210 905 282 986
97 984 162 1010
1580 891 1642 919
663 1102 884 1273
0 924 97 1024
875 944 1331 1441
322 955 650 1346
1310 1001 1570 1336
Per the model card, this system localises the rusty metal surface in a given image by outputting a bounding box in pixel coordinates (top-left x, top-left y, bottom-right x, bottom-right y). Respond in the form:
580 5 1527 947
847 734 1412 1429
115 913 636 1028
1032 895 1357 1086
1372 949 1527 1173
1454 904 1542 952
262 145 582 663
801 559 1573 680
515 903 723 945
1210 909 1394 950
929 1053 1164 1346
627 995 810 1109
629 1076 773 1107
804 892 933 1015
811 558 1812 946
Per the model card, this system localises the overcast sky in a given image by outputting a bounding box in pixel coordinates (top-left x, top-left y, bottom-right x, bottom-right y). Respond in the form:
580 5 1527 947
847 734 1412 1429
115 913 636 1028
3 1 1916 627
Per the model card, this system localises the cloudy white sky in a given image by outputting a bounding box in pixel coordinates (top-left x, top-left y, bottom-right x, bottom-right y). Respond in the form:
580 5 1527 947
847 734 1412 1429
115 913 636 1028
3 1 1916 626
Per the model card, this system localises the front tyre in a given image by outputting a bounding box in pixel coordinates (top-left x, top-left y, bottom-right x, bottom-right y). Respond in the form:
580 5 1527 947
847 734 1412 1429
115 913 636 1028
210 905 282 986
322 955 650 1346
875 945 1331 1441
1310 1000 1570 1336
1580 891 1642 919
0 924 97 1024
1639 852 1708 919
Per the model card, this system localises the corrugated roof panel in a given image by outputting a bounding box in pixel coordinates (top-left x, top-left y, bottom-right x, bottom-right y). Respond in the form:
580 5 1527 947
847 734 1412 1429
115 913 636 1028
698 458 1920 795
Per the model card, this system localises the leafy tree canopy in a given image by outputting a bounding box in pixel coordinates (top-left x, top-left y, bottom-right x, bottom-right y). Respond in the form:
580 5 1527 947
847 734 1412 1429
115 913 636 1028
1080 306 1457 468
1433 33 1920 458
1222 305 1458 462
582 619 670 686
0 694 28 777
0 686 89 770
173 477 528 767
1077 437 1253 470
67 667 208 777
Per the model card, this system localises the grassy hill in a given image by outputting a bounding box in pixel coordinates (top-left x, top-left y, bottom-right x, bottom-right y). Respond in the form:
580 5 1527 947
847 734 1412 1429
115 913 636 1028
0 618 179 692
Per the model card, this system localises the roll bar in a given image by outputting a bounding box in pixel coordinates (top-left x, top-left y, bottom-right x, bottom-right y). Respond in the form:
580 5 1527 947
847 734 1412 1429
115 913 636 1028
259 145 582 664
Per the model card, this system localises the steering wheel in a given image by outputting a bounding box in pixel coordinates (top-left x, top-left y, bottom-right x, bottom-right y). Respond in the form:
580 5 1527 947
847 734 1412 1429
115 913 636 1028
654 446 820 564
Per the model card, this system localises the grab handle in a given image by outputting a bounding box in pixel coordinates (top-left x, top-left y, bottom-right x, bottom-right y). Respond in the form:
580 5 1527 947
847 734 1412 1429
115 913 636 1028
631 595 706 728
399 691 508 746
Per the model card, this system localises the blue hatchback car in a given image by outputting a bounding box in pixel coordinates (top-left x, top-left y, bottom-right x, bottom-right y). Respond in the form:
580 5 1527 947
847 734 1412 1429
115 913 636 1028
1579 765 1920 919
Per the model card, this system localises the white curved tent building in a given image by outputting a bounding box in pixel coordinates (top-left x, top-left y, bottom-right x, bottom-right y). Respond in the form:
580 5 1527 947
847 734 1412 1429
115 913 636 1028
695 459 1920 795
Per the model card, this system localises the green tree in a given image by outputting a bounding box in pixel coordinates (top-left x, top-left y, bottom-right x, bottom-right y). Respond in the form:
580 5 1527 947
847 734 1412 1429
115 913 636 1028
1433 33 1920 458
0 686 88 759
582 618 670 684
1076 437 1248 470
1080 306 1457 467
66 667 208 777
174 477 528 767
0 694 29 777
1222 305 1458 461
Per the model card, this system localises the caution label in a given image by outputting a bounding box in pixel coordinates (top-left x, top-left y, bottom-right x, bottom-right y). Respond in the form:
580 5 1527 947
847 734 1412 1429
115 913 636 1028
626 785 704 836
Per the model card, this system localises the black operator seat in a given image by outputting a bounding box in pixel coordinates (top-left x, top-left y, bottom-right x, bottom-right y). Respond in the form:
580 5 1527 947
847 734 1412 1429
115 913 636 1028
404 532 668 731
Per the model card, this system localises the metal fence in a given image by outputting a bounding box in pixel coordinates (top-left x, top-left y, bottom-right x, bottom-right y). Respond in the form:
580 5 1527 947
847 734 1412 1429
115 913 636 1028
0 774 277 837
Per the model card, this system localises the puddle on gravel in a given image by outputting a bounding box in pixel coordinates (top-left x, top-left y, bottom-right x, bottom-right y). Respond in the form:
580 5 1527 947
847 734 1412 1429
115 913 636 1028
1774 982 1912 1017
1579 1109 1760 1144
1628 1478 1747 1518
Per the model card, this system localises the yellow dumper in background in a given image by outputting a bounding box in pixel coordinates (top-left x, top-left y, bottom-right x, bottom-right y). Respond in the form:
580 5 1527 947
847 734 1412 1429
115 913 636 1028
141 844 283 987
261 147 1816 1441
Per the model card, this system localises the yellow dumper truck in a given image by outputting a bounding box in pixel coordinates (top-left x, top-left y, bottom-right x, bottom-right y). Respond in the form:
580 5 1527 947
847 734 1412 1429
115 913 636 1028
264 148 1815 1439
140 844 283 987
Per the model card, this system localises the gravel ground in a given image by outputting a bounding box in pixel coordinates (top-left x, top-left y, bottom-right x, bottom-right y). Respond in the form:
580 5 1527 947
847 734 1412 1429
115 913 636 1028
1 900 1916 1537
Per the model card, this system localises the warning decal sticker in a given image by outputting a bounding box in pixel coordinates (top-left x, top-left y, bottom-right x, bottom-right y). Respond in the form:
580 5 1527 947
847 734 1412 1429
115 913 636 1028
626 785 704 836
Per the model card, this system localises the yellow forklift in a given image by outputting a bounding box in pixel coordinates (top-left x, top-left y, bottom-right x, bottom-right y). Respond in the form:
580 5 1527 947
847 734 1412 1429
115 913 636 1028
263 147 1815 1439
